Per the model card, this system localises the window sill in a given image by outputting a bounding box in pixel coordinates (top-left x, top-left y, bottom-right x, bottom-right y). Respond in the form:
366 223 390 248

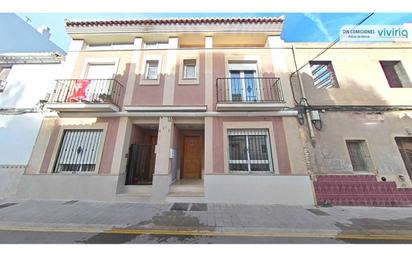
139 79 160 86
228 171 276 176
49 172 99 176
178 78 200 85
178 83 200 86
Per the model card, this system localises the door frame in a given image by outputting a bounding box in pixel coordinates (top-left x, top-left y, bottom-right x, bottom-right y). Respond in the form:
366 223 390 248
180 135 203 179
395 137 412 180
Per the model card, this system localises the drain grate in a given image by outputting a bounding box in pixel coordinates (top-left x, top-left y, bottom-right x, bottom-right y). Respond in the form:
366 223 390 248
63 200 78 205
306 208 330 216
189 203 207 211
0 203 18 209
170 203 190 211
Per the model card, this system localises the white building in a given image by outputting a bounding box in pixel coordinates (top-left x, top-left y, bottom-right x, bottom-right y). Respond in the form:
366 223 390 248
0 13 65 197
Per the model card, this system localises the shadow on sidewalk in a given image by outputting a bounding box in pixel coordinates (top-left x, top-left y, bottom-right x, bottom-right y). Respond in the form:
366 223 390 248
335 217 412 244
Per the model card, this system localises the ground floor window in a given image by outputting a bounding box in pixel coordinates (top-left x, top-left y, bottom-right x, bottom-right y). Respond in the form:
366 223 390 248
228 129 273 173
53 129 103 173
346 139 374 172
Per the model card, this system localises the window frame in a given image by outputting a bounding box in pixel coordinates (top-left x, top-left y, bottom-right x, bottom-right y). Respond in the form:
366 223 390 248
80 57 120 80
345 139 375 173
0 66 11 93
309 60 339 89
47 123 108 175
140 55 162 85
380 60 411 88
52 129 103 174
144 60 160 80
227 129 274 174
143 42 169 49
224 59 262 102
0 66 12 81
86 43 135 51
178 54 200 85
183 59 197 80
228 69 260 102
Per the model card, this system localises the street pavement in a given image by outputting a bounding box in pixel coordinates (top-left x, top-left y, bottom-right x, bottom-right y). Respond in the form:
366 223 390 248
0 199 412 243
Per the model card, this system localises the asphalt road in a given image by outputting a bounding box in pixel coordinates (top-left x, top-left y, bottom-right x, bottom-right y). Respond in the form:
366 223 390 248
0 230 411 244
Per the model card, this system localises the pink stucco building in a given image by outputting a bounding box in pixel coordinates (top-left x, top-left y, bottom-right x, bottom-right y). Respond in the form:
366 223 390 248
17 17 412 206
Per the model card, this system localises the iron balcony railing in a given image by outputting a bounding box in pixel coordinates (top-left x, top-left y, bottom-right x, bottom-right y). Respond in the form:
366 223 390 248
216 77 284 103
49 79 124 107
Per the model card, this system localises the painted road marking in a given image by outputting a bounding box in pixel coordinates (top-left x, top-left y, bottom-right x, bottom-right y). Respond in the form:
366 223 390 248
0 226 411 241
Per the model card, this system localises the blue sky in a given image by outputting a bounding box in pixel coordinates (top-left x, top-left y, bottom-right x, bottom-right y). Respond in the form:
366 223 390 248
17 13 412 51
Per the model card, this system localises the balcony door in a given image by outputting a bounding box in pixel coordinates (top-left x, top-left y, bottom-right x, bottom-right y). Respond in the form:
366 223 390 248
229 62 260 102
86 63 115 79
84 63 116 102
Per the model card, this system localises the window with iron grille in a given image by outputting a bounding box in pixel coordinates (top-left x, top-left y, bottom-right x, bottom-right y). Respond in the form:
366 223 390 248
309 61 339 89
228 129 273 173
380 61 411 88
346 140 374 172
53 129 103 173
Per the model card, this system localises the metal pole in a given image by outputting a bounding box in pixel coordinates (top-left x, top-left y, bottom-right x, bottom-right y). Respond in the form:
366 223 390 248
292 44 315 142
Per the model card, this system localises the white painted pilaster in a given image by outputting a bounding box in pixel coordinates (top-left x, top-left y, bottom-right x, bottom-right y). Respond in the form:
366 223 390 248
154 116 174 175
204 36 214 174
205 36 214 110
162 37 179 105
151 116 174 201
110 117 132 175
124 37 143 106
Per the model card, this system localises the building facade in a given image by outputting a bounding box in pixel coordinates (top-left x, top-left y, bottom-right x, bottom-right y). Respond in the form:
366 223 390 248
291 42 412 206
16 17 412 206
0 13 65 198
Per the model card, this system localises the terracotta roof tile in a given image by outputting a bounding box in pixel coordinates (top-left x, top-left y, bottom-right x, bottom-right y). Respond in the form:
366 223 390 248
64 17 284 27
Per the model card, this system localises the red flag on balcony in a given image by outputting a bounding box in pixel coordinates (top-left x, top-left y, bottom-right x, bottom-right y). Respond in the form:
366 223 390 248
68 79 91 102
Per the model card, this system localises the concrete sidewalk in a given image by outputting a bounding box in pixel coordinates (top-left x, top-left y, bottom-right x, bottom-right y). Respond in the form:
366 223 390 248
0 199 412 240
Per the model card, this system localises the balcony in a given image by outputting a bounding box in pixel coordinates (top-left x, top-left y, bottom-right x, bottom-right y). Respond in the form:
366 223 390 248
46 79 123 112
216 77 285 111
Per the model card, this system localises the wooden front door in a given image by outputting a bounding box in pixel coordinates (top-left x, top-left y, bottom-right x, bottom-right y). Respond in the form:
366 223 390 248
181 136 202 179
396 138 412 180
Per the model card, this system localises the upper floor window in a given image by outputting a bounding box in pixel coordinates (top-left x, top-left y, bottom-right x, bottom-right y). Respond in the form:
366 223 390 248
183 59 197 79
309 61 339 89
0 66 11 93
178 55 200 85
144 60 159 80
144 42 169 49
380 61 411 88
87 43 134 50
346 140 374 172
